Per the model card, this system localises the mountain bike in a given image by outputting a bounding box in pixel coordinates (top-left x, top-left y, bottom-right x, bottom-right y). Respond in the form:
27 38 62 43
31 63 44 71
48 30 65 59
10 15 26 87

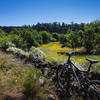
56 52 100 100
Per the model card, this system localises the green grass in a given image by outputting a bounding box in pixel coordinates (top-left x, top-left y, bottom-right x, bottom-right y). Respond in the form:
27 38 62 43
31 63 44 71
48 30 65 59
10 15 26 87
38 42 100 70
72 54 100 70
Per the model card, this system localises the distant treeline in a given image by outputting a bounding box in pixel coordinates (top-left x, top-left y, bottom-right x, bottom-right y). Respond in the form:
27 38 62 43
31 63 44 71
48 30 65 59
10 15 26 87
0 20 100 54
0 22 85 34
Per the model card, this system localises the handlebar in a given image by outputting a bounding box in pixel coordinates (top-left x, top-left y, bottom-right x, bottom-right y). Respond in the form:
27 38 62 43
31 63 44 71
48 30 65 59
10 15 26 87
66 51 73 62
66 51 73 56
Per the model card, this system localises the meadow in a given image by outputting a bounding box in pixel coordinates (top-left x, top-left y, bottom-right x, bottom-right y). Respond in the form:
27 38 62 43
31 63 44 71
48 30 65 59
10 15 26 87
38 42 100 71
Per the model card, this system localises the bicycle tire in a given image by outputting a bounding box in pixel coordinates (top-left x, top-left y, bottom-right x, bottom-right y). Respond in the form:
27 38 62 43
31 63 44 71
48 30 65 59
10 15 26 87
56 64 70 89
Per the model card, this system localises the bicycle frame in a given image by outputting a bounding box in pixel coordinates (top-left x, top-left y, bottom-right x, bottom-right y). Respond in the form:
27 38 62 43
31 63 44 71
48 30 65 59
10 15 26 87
66 54 90 84
66 59 80 83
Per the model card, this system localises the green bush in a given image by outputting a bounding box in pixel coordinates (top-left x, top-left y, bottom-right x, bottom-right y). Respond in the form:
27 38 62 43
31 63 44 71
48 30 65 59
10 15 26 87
50 37 57 42
10 28 42 47
7 34 24 48
22 67 48 100
0 32 24 50
52 32 60 41
0 29 6 37
59 34 67 44
0 40 15 51
40 31 51 44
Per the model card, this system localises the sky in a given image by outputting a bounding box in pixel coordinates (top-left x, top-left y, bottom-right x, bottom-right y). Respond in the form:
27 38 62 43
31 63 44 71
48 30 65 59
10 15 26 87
0 0 100 26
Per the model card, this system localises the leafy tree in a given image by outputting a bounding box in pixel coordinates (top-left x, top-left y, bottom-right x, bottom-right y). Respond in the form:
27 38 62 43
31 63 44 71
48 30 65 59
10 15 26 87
59 34 67 45
10 28 43 47
52 32 60 41
65 29 81 48
40 31 51 44
7 34 24 48
24 30 39 47
83 25 97 53
77 30 84 46
0 29 6 37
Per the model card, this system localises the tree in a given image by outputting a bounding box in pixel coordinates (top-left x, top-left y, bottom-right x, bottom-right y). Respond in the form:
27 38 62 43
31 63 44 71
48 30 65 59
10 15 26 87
59 34 67 45
65 29 81 48
83 25 97 53
77 30 84 46
39 31 51 44
52 32 60 41
0 29 6 37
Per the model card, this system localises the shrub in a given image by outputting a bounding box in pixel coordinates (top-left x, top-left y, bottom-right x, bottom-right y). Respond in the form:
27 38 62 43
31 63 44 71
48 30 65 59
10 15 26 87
7 34 24 48
6 47 29 59
29 46 45 61
52 32 60 41
50 37 57 42
59 34 67 44
51 57 58 64
0 32 23 50
40 31 51 44
0 29 6 37
10 28 42 47
6 42 15 48
0 41 15 51
22 67 48 99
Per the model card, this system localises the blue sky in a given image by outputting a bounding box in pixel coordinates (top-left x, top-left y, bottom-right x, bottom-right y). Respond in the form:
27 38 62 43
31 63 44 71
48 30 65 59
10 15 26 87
0 0 100 26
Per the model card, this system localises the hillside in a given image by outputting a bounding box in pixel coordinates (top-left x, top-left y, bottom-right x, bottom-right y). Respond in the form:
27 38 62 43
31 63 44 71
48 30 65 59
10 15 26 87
0 42 100 100
0 50 58 100
0 21 100 100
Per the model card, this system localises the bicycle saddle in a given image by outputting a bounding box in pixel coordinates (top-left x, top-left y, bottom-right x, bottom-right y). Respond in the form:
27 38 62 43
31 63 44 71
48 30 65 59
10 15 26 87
86 58 99 64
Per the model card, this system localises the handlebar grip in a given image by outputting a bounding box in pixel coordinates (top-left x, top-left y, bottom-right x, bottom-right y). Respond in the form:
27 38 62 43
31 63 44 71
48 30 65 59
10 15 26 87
66 51 73 56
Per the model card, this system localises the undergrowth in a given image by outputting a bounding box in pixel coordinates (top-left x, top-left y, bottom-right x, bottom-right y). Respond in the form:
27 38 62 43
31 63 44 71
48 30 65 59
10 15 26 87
0 51 51 100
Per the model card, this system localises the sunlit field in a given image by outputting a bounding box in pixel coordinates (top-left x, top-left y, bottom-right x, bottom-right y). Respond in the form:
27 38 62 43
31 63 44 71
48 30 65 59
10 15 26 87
38 42 100 70
38 42 83 63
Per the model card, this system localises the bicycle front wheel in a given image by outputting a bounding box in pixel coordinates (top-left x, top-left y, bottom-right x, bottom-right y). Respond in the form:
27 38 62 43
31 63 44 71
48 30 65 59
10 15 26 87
56 64 70 89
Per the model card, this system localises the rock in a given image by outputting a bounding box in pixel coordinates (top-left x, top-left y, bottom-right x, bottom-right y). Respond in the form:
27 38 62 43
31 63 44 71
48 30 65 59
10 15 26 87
39 77 46 86
4 92 26 100
48 94 56 100
90 70 100 80
91 48 100 54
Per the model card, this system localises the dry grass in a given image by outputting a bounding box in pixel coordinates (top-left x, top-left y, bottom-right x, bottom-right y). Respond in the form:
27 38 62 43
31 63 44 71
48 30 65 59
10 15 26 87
0 51 53 100
0 51 26 96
